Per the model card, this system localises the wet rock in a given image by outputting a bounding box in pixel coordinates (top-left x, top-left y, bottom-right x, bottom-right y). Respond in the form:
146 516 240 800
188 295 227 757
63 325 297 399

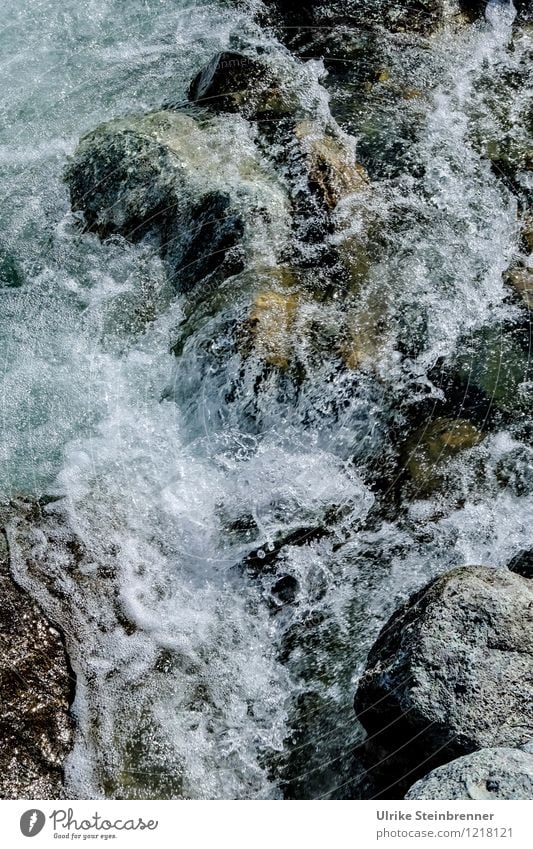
508 549 533 579
495 445 533 497
355 567 533 783
340 298 388 371
515 1 533 23
266 0 460 47
505 267 533 310
295 122 369 212
271 575 299 606
0 247 24 288
403 417 483 493
454 324 533 416
405 748 533 800
0 530 74 799
66 111 291 292
248 288 300 368
520 214 533 253
188 51 296 120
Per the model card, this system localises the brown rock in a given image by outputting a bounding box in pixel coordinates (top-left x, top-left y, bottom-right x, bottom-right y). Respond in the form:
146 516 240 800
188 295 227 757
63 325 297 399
0 530 74 799
295 122 369 211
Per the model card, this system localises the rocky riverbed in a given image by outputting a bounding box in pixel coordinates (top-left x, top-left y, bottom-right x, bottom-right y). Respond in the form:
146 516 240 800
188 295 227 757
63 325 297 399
0 0 532 799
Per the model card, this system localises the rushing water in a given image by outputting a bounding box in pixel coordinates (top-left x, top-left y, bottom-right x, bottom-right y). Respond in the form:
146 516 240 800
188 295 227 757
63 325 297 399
0 0 531 799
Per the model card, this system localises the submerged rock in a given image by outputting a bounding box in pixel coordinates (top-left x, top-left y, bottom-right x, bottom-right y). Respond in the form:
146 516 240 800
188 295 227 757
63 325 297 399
355 566 533 785
294 122 369 212
454 324 533 417
264 0 482 47
248 288 300 368
405 748 533 800
0 529 74 799
403 417 483 493
0 247 24 288
273 0 446 35
505 267 533 310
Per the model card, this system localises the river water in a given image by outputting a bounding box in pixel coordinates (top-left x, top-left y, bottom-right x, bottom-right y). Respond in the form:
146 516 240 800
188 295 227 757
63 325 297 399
0 0 531 799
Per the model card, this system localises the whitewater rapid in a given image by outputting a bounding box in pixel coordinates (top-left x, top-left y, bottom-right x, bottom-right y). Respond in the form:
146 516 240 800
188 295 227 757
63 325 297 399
0 0 530 798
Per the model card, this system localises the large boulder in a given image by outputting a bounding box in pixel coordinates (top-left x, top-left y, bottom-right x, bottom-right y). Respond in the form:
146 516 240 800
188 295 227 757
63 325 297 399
405 748 533 800
0 530 74 799
66 111 291 293
66 111 245 291
355 566 533 765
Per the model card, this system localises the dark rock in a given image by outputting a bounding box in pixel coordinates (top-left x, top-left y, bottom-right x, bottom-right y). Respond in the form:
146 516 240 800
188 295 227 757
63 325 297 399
453 324 533 417
405 748 533 800
508 549 533 579
66 112 246 292
0 247 24 288
188 51 295 120
66 119 180 241
355 566 533 796
0 530 74 799
266 1 451 45
243 525 329 577
515 1 533 23
166 191 244 292
271 575 299 605
495 445 533 497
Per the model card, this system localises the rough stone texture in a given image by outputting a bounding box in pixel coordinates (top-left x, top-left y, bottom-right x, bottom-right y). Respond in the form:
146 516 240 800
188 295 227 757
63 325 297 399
355 566 533 764
0 530 74 799
403 417 483 494
405 748 533 800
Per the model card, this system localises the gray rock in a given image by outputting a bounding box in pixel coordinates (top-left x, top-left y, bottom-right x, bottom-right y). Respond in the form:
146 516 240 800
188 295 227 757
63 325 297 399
66 110 292 293
355 566 533 764
405 748 533 800
65 111 246 292
0 530 74 799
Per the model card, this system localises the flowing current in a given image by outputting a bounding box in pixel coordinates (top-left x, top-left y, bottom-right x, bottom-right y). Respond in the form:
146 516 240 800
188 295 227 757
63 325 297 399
0 1 531 798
